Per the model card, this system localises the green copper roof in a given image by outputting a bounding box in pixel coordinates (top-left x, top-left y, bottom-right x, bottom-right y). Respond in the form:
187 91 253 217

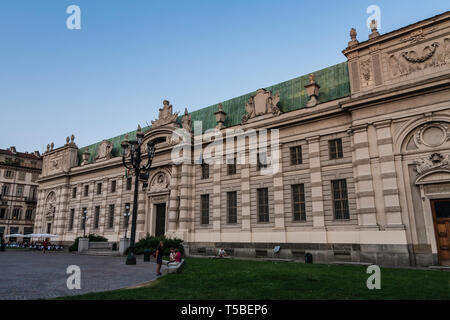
78 62 349 165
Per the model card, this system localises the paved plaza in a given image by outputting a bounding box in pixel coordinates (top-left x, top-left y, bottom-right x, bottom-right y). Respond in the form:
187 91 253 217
0 251 164 300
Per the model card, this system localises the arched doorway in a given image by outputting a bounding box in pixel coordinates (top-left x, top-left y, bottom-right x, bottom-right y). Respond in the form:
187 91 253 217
146 170 171 237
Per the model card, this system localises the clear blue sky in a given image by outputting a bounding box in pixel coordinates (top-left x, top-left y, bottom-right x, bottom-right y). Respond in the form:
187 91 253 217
0 0 448 153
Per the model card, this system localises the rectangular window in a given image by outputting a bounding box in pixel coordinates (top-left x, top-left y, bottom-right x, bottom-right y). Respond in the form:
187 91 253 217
108 204 115 228
16 185 24 197
18 171 26 181
31 173 39 182
72 187 77 199
0 208 6 219
94 206 100 229
200 194 209 225
84 185 89 197
29 187 37 200
227 191 237 224
5 170 13 179
111 180 117 193
81 207 87 229
126 177 132 191
290 146 303 165
69 209 75 230
97 183 102 195
332 179 350 220
329 139 343 160
257 153 268 171
12 208 21 220
25 209 33 220
1 185 9 196
291 184 306 221
201 163 209 179
227 159 236 176
257 188 269 222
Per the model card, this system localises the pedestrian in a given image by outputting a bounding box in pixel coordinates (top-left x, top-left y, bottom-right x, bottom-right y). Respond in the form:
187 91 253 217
155 241 164 276
42 239 48 253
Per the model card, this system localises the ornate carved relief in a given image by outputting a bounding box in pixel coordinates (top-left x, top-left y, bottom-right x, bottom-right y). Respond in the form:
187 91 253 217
151 100 179 128
45 191 56 221
241 89 281 124
388 38 450 78
149 172 169 193
414 153 449 175
359 59 373 86
94 140 113 162
414 122 450 148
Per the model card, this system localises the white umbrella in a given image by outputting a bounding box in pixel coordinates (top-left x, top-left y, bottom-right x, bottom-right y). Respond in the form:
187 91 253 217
5 234 24 238
38 233 58 238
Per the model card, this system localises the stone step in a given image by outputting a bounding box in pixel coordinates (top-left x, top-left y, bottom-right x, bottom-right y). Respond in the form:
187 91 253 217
81 250 121 256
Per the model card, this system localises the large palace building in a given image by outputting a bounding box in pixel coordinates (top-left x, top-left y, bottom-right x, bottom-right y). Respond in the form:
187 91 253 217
35 12 450 266
0 147 42 240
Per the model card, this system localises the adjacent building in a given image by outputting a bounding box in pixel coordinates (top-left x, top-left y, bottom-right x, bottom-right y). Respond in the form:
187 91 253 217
0 147 42 241
35 12 450 266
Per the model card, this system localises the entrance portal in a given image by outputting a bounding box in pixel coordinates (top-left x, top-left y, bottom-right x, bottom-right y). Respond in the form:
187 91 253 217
155 203 166 237
431 199 450 266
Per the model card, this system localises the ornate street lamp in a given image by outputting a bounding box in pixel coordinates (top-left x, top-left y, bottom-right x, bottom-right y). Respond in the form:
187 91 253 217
123 203 131 239
80 208 88 238
121 125 156 265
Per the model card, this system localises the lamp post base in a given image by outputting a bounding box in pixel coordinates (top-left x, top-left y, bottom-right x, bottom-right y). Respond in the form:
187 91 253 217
126 252 136 265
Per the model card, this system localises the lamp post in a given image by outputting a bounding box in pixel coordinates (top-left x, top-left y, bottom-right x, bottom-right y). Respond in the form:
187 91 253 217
80 208 88 238
121 125 155 265
123 203 130 239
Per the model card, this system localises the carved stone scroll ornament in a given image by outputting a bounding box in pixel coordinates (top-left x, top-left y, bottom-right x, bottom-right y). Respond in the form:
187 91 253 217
414 153 449 175
241 89 281 124
151 100 179 129
402 42 439 63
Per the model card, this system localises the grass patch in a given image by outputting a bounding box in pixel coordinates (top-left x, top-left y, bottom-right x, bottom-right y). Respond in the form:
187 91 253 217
60 257 449 300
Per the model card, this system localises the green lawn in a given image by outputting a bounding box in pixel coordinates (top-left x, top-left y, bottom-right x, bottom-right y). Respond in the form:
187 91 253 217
61 257 449 300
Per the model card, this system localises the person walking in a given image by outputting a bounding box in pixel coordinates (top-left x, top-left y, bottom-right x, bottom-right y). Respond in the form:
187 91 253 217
42 239 48 253
155 241 164 276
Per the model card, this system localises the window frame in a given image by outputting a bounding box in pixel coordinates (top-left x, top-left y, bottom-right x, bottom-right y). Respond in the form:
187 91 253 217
227 191 237 224
291 184 306 221
290 145 303 165
201 162 210 180
94 206 100 229
329 138 344 160
257 188 269 223
331 179 350 220
200 194 210 225
68 208 75 230
108 204 115 228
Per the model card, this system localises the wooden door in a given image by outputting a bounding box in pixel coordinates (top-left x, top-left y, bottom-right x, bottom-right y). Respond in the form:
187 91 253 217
431 199 450 266
155 203 166 237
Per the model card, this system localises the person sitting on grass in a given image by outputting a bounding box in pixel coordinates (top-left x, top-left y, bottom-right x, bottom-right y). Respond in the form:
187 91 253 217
174 248 182 264
218 248 227 258
167 247 175 265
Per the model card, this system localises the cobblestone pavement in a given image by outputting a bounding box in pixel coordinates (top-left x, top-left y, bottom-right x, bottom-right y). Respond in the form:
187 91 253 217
0 251 165 300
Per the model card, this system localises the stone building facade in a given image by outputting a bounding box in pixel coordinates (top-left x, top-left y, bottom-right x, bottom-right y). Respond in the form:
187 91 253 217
0 147 42 240
35 12 450 266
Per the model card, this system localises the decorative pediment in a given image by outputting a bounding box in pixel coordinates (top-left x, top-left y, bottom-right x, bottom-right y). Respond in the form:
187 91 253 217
94 140 113 162
241 89 281 124
415 169 450 185
151 100 179 129
149 172 169 193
